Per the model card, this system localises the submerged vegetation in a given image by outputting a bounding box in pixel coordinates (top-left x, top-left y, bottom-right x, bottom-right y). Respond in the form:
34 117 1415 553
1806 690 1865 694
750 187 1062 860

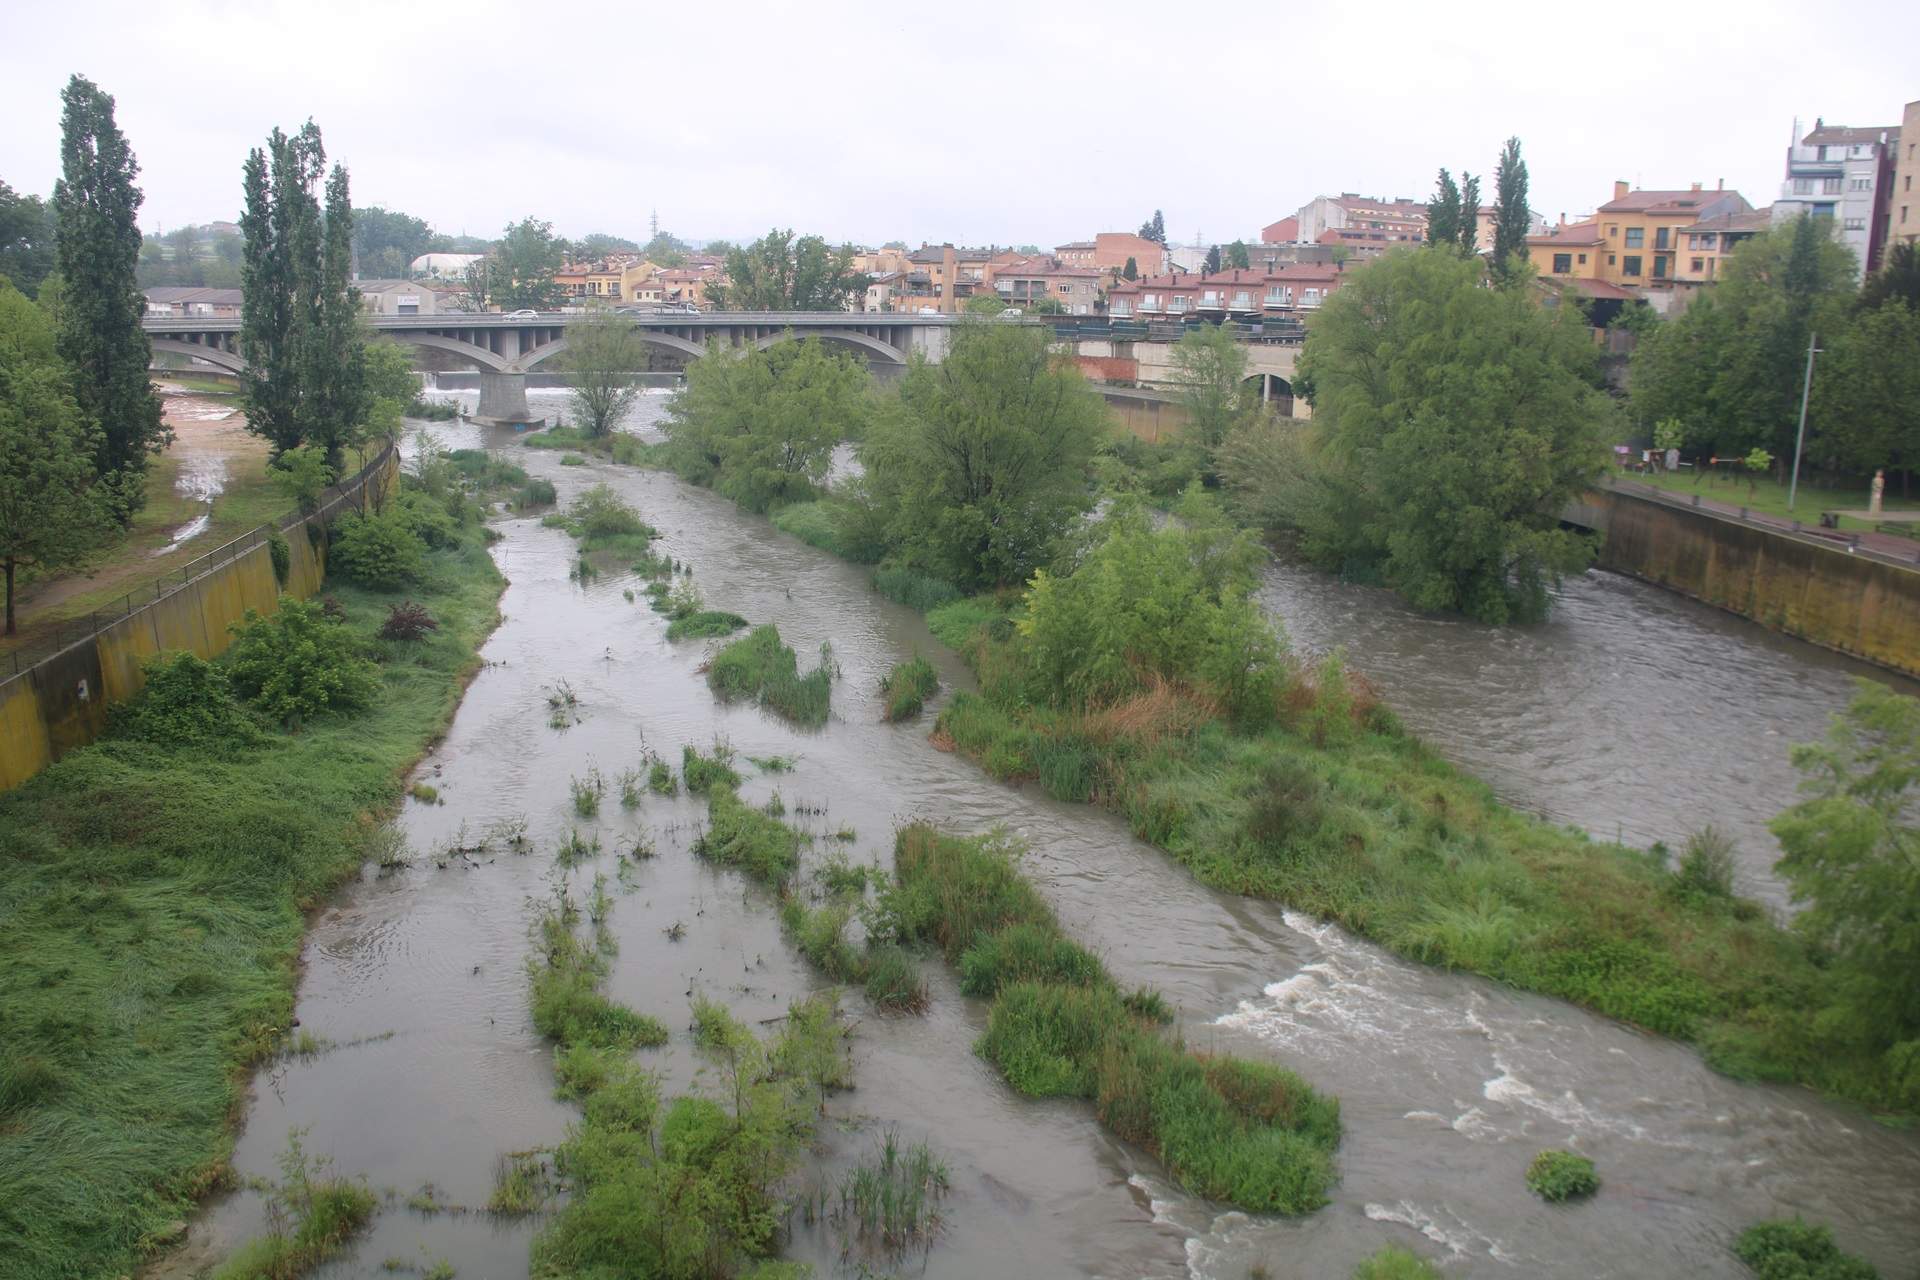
1734 1219 1881 1279
885 824 1341 1213
880 655 939 722
208 1131 377 1280
1525 1149 1599 1202
0 482 504 1278
706 624 835 727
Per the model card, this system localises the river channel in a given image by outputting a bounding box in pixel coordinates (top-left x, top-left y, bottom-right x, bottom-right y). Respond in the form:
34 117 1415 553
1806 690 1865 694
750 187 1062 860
175 390 1920 1279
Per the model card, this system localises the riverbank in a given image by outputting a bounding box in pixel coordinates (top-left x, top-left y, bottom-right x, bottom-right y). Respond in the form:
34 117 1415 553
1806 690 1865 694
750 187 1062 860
0 518 505 1280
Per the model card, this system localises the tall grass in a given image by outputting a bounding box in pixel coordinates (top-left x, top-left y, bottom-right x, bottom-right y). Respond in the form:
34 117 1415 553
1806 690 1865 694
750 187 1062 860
208 1131 377 1280
834 1129 949 1256
0 509 504 1279
880 655 939 722
693 787 801 885
665 610 749 641
706 624 834 728
871 567 961 612
886 824 1340 1214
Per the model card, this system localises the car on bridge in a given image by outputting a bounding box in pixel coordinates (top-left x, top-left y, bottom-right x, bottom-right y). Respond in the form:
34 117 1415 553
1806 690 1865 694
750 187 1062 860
506 308 539 319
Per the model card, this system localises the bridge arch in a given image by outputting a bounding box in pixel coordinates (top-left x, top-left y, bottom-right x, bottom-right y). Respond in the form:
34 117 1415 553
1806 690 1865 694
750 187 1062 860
150 338 247 375
390 332 510 373
516 330 707 371
750 329 907 365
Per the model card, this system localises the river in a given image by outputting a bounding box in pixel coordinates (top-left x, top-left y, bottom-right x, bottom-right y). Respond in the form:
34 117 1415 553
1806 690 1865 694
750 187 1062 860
172 389 1920 1279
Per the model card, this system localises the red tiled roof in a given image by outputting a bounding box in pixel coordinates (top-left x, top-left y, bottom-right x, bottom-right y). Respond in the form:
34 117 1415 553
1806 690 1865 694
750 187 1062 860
1528 220 1606 246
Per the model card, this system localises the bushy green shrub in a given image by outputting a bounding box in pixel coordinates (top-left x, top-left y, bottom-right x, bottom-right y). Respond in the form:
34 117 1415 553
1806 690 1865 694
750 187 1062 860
958 922 1102 996
516 477 558 509
681 743 739 793
112 652 258 749
665 610 748 641
1352 1245 1444 1279
328 508 426 590
1525 1149 1598 1202
225 597 381 725
694 787 800 885
706 624 833 727
861 944 929 1013
880 655 940 722
1733 1219 1879 1279
530 907 670 1051
1672 825 1738 899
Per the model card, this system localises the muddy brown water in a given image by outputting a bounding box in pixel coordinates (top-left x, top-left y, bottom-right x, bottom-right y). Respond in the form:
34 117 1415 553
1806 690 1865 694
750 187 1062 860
172 389 1920 1279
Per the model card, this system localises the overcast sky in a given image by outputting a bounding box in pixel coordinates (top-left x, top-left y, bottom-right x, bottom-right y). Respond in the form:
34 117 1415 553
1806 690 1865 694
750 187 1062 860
4 0 1917 250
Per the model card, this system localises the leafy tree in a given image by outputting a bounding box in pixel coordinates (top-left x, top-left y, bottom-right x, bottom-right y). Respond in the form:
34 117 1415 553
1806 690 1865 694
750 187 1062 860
860 321 1108 589
351 205 433 279
964 292 1009 316
644 230 690 265
0 179 57 296
1281 249 1612 623
225 595 380 724
1169 324 1250 473
1426 168 1462 251
1631 215 1855 459
268 443 333 513
1456 173 1481 254
1812 299 1920 485
1028 296 1066 315
1492 136 1531 279
564 310 647 437
1226 240 1251 270
1858 241 1920 313
1138 210 1167 244
574 232 639 259
0 279 105 634
663 336 867 512
1203 244 1223 273
1771 681 1920 1109
454 255 492 313
707 229 868 311
490 217 564 310
305 163 369 470
52 75 166 516
1122 256 1138 281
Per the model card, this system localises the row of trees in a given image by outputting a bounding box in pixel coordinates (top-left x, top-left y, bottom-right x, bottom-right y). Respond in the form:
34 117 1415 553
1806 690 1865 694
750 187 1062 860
0 76 170 632
1630 221 1920 486
1425 135 1531 278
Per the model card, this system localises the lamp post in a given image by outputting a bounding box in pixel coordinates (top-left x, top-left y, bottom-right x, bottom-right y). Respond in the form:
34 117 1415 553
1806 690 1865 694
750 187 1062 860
1786 331 1822 512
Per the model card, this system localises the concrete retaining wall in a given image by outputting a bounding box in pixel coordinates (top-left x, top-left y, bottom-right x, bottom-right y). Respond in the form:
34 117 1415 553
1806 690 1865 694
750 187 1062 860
1100 387 1191 443
0 445 398 790
1589 487 1920 677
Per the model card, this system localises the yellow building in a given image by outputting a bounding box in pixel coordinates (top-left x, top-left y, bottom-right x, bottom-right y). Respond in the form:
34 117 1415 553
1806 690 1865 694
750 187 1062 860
1671 208 1772 285
1528 180 1752 292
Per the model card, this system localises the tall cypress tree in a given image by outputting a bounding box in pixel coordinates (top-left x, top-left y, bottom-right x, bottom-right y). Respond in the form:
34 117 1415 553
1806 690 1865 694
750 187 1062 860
1426 168 1462 251
51 75 166 518
1457 173 1482 254
1493 136 1532 278
308 163 367 470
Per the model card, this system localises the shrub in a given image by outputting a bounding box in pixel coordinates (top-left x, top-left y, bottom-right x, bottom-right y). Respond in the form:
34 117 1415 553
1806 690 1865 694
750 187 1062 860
694 787 801 885
111 652 257 749
530 908 670 1051
516 477 558 509
1733 1219 1879 1279
1525 1149 1599 1202
681 743 740 793
1672 825 1738 899
880 655 939 722
570 483 652 540
328 508 426 590
979 981 1125 1097
706 624 833 728
379 600 438 642
1352 1245 1444 1279
664 610 748 641
872 567 961 613
267 531 291 585
226 597 381 725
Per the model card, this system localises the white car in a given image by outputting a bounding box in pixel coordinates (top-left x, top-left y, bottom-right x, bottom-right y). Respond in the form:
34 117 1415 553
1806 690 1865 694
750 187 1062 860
507 308 538 319
999 307 1023 318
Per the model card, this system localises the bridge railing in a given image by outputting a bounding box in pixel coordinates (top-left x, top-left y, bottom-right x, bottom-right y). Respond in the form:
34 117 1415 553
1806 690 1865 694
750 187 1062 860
1 439 398 688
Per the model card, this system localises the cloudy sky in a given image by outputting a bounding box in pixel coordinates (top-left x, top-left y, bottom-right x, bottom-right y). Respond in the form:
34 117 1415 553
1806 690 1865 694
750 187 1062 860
4 0 1916 250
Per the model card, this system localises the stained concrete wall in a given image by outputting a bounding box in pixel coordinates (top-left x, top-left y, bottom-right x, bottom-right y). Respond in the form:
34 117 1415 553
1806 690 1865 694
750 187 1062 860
1590 488 1920 677
1101 387 1192 443
0 446 397 791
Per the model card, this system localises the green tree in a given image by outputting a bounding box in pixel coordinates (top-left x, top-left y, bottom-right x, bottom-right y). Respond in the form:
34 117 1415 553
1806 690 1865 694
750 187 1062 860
565 310 648 437
644 230 691 265
351 205 433 278
1122 256 1139 281
1169 324 1251 473
1139 210 1166 244
1492 136 1531 279
1859 241 1920 313
1028 296 1066 315
1226 240 1251 270
664 336 867 511
52 75 166 517
490 217 564 310
0 179 57 296
1630 215 1856 459
1770 680 1920 1109
1204 244 1223 273
0 279 105 634
1284 249 1612 623
358 335 417 464
305 163 369 470
860 321 1109 589
965 292 1010 316
1811 300 1920 484
1426 168 1462 251
707 229 868 311
1456 173 1481 254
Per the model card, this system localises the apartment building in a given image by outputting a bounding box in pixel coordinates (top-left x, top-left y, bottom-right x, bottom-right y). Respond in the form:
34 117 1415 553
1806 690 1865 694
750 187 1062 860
1672 208 1773 284
1530 181 1751 292
1893 99 1920 250
1291 193 1427 252
1053 232 1168 278
992 260 1104 314
1105 264 1348 320
1773 118 1900 277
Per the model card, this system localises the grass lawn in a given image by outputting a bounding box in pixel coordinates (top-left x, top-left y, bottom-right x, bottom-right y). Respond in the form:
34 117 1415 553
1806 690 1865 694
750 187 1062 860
0 518 505 1280
2 448 280 660
1621 466 1920 531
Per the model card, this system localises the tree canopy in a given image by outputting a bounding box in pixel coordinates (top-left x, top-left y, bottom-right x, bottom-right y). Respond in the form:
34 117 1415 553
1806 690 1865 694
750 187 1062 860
52 75 166 516
352 205 434 279
1169 323 1252 476
1275 249 1612 623
489 217 564 311
860 321 1108 589
1138 210 1167 244
564 310 648 437
1492 136 1531 278
0 179 57 296
706 229 867 311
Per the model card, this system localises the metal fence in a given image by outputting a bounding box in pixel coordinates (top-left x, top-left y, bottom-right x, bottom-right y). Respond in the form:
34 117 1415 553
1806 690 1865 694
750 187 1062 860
1 439 397 688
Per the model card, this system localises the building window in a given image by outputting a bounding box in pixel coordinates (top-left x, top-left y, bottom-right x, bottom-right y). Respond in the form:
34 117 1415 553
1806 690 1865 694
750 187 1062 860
1577 253 1587 265
1852 178 1872 191
1655 227 1670 249
1624 227 1645 248
1652 256 1668 278
1608 254 1617 266
1623 255 1642 276
1111 300 1132 317
1822 177 1843 194
1142 293 1161 310
1302 289 1321 306
1691 257 1704 272
1552 253 1572 273
1794 178 1812 194
1844 217 1866 230
1232 290 1251 308
1606 225 1618 237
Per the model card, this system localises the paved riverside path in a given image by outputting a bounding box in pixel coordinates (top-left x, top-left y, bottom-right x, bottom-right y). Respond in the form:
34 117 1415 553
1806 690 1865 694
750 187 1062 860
1608 476 1920 564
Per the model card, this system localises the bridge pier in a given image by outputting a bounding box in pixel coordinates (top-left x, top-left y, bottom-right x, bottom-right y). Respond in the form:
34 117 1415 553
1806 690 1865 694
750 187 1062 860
475 372 541 428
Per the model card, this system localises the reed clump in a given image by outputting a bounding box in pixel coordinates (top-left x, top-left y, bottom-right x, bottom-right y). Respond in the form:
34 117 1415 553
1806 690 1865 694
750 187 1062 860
706 624 834 728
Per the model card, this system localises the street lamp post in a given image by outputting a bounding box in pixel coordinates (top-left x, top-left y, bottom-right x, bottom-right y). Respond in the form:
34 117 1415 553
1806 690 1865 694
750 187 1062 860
1786 331 1822 512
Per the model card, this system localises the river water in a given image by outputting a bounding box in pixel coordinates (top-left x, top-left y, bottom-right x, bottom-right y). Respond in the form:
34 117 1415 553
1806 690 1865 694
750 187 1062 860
173 390 1920 1279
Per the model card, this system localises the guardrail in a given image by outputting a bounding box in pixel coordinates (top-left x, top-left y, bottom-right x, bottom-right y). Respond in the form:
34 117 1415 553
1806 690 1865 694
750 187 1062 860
1600 473 1920 573
1 439 397 688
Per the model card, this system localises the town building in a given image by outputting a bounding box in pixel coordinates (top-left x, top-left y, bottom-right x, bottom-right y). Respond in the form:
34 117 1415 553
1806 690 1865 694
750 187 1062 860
657 265 722 308
554 259 627 301
862 271 903 313
1053 232 1168 278
1893 99 1920 250
1289 194 1427 255
992 259 1104 314
1105 263 1350 320
1773 118 1901 277
1530 181 1751 295
852 247 911 277
1259 216 1300 244
409 252 484 280
142 286 243 317
354 278 443 315
1672 207 1773 285
1471 205 1550 256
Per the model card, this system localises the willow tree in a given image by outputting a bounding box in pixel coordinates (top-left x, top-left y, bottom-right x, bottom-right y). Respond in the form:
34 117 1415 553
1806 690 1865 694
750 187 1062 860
52 75 165 517
564 310 647 437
